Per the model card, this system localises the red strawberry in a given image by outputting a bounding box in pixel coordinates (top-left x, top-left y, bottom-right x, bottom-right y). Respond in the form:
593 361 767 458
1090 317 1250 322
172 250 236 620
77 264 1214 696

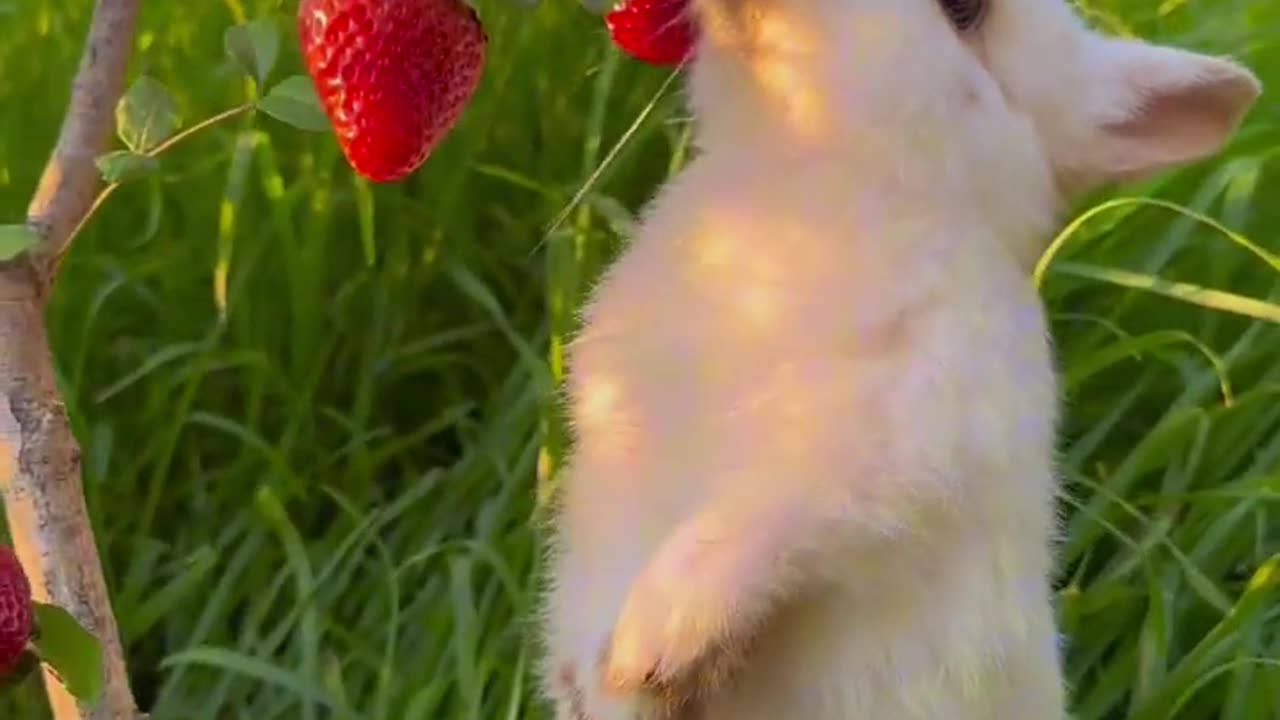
605 0 697 67
298 0 487 182
0 546 34 677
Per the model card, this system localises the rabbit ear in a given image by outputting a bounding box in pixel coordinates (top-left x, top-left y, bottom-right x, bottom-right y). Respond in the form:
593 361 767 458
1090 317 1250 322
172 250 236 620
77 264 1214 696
1072 39 1260 186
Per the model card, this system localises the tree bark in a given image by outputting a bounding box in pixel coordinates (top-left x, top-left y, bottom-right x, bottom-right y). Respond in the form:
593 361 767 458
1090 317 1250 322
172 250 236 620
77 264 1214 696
0 1 142 718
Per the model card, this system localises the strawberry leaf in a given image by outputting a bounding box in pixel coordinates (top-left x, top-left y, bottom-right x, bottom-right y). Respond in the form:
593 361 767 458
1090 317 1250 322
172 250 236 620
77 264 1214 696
95 150 159 184
257 76 331 132
116 76 180 153
0 224 39 261
29 603 102 705
225 18 279 86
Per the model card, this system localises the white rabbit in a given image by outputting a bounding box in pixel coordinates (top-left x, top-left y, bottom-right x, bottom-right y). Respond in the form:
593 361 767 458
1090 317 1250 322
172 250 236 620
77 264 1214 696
537 0 1260 718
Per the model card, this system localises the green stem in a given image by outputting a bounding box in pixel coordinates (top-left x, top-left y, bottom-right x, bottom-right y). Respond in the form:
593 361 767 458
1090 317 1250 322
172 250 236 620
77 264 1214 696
57 102 256 258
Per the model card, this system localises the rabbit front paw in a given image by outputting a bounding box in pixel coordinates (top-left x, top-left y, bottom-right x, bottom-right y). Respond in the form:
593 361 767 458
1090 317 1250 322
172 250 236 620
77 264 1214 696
598 529 751 711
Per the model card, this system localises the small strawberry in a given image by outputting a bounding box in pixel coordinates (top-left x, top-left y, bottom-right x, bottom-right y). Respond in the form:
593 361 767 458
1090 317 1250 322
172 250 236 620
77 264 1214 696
298 0 487 182
0 546 34 678
605 0 697 67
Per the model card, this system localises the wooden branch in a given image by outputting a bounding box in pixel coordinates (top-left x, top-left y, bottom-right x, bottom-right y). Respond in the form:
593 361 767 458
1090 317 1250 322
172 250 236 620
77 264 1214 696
27 0 140 270
0 1 142 719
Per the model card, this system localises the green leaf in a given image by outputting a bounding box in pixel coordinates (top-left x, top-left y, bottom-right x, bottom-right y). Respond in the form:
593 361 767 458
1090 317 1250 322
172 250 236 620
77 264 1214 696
225 18 279 86
160 646 355 715
257 76 331 132
0 223 39 260
116 75 180 153
1052 261 1280 324
95 150 159 184
30 602 103 705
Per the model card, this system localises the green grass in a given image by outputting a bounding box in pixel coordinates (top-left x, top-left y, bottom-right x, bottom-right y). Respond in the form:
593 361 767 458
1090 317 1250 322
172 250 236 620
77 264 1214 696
1 0 1278 718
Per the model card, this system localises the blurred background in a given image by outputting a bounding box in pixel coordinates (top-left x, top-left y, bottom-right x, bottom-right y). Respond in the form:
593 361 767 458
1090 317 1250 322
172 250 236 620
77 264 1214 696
2 0 1279 718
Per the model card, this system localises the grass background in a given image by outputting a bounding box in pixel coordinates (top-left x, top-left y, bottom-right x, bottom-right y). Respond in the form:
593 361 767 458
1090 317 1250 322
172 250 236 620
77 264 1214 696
1 0 1279 718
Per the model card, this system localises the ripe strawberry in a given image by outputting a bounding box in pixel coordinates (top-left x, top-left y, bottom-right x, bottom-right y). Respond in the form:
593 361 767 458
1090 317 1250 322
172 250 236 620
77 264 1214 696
0 546 34 677
298 0 487 182
605 0 697 67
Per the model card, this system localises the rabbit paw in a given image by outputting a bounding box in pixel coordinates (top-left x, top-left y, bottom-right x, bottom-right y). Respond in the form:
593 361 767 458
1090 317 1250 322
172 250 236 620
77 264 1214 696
598 525 750 708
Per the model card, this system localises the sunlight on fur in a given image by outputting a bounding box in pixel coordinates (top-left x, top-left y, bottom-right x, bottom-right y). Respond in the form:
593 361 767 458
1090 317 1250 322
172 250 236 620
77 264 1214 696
575 372 636 460
749 10 827 138
684 211 797 334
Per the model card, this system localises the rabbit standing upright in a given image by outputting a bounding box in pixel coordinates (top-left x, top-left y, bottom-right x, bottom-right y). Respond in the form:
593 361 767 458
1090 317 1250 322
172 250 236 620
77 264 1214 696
538 0 1261 718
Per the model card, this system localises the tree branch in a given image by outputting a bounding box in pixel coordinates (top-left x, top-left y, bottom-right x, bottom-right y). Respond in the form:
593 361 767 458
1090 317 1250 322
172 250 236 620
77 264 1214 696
0 1 142 719
27 0 140 271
